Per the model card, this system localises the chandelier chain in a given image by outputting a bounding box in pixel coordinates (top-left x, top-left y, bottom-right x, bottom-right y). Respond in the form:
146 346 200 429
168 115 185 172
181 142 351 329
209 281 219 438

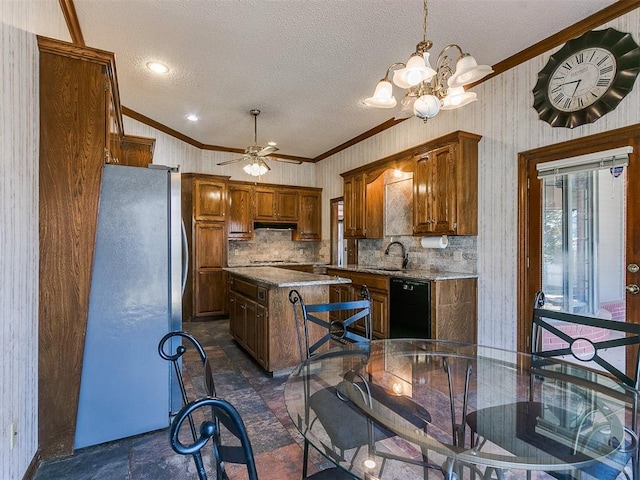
422 0 428 42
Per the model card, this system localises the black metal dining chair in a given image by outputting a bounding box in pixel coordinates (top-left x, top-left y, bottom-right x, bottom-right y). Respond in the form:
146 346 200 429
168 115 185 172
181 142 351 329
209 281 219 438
158 331 223 477
289 287 438 479
466 291 640 480
171 396 358 480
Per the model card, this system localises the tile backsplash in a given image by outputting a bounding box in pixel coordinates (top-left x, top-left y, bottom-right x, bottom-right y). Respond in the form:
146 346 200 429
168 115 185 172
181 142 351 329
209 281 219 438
228 229 323 265
358 235 477 273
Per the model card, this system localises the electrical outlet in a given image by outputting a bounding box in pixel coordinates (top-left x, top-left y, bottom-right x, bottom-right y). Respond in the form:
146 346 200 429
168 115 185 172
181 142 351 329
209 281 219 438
234 249 239 256
453 251 463 262
9 421 17 450
299 249 303 255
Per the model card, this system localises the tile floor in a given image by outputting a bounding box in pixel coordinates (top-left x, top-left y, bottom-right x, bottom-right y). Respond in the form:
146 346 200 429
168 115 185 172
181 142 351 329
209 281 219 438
33 320 632 480
33 319 336 480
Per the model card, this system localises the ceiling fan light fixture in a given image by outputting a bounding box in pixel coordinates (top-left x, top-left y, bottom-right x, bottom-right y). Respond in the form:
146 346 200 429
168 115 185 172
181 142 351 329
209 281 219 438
243 159 269 177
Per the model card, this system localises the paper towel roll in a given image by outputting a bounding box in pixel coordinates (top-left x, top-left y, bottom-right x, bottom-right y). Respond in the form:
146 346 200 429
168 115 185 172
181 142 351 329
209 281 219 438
421 235 448 249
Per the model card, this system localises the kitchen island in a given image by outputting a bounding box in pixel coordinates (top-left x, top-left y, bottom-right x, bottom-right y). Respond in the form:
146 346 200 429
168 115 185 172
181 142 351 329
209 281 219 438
224 266 350 374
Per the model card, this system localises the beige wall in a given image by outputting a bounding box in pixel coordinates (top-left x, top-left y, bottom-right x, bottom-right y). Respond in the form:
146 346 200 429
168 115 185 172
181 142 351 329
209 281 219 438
317 10 640 350
1 2 69 479
3 3 638 478
123 116 318 187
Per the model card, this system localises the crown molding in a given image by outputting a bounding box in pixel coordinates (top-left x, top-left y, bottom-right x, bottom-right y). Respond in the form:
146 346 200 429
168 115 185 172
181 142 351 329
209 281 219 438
58 0 84 46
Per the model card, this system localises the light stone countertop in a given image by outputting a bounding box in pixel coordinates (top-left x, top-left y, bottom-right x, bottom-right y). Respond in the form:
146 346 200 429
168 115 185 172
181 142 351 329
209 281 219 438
224 266 351 288
325 264 478 281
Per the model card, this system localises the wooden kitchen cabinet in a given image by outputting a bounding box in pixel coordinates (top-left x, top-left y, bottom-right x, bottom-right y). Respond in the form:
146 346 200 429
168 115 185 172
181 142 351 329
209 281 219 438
118 134 155 167
254 186 299 222
413 131 480 236
228 183 254 240
228 277 269 369
431 278 477 344
38 37 137 458
342 172 383 239
227 272 333 373
293 189 322 241
195 178 227 222
326 269 389 338
182 174 230 320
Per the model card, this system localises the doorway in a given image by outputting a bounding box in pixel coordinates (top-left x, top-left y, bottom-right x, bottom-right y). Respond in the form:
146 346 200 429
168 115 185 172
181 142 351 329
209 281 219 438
518 125 640 369
330 197 357 266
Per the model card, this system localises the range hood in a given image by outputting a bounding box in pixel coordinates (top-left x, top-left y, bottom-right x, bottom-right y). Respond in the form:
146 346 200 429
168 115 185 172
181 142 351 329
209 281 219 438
253 221 297 230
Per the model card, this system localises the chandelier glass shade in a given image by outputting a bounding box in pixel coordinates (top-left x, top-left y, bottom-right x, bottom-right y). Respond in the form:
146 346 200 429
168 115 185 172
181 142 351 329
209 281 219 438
363 0 493 121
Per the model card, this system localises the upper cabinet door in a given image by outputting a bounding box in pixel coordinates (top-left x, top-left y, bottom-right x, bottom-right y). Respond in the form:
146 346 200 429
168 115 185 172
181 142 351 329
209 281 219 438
413 145 456 235
344 174 366 238
293 190 321 241
254 186 299 222
276 189 299 221
195 179 226 221
228 184 253 240
254 187 277 220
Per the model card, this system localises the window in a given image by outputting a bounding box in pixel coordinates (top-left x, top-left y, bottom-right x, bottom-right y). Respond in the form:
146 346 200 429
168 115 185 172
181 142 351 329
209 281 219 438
538 148 629 319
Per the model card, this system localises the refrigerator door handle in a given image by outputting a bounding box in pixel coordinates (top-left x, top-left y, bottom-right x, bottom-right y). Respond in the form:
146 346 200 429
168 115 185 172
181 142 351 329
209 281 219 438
181 218 189 297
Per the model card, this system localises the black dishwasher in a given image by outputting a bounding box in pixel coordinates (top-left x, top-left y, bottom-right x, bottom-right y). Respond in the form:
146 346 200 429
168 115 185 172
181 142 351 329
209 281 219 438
389 278 431 338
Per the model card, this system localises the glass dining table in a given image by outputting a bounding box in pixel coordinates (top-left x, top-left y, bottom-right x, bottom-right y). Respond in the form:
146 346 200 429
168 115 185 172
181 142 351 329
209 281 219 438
284 339 638 479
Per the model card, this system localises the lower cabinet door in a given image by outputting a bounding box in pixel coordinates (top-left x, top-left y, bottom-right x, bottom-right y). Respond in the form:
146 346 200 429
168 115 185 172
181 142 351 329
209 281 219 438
368 288 389 339
256 304 268 368
229 292 244 341
244 299 258 356
195 269 227 317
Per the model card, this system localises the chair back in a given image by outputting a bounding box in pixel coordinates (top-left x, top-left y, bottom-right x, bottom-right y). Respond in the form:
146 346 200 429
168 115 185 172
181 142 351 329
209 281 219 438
531 291 640 389
289 286 372 361
170 397 258 480
158 331 216 441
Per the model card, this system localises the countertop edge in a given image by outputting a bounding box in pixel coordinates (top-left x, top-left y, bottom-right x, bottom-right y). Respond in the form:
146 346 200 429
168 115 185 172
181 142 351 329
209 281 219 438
324 265 478 281
224 266 351 288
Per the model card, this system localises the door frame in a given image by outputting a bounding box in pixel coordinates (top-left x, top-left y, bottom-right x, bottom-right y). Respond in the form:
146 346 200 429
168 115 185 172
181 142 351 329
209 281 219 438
330 197 343 265
517 123 640 354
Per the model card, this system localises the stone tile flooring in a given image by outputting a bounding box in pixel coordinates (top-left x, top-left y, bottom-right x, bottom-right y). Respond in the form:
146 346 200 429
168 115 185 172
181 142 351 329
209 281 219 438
33 319 335 480
33 320 632 480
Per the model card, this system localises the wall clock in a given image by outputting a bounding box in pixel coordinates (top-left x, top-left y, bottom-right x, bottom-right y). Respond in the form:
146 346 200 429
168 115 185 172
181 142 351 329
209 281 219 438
532 28 640 129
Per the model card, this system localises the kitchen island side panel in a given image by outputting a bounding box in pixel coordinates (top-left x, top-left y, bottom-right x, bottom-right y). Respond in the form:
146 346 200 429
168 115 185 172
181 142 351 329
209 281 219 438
268 285 329 372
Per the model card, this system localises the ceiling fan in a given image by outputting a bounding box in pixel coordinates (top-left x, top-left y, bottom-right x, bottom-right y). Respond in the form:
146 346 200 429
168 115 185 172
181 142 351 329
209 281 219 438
217 109 302 176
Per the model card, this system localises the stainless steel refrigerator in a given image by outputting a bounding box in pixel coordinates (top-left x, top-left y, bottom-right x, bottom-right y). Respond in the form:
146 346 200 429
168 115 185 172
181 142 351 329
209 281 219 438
75 164 185 449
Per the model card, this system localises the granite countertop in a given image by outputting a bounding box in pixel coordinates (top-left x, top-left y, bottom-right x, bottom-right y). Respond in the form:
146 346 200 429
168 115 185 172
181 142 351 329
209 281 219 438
228 261 327 267
325 264 477 281
224 266 350 288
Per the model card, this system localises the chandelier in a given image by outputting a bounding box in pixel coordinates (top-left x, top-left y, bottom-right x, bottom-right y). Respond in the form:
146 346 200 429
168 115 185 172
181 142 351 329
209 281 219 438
364 0 493 121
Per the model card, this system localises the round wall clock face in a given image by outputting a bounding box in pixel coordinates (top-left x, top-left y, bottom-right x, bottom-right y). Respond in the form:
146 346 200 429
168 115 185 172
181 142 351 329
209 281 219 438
533 28 640 128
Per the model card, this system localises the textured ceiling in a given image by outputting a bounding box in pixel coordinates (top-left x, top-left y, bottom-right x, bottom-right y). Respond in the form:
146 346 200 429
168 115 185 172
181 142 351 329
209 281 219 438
73 0 618 160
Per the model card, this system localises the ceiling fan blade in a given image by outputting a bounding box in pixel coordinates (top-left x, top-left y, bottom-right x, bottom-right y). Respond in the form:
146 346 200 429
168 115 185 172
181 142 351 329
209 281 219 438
271 157 303 165
217 157 245 166
257 145 278 156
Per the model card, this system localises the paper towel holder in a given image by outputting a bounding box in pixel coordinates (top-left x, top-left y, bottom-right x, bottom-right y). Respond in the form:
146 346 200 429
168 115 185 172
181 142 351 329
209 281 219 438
421 235 449 249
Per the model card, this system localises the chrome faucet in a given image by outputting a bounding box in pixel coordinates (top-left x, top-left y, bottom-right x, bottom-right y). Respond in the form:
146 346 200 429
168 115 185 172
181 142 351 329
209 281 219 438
385 241 409 269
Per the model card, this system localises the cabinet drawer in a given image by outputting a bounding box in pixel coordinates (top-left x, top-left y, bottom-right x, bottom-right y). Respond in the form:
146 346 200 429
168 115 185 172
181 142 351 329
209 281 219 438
233 278 259 300
349 272 389 292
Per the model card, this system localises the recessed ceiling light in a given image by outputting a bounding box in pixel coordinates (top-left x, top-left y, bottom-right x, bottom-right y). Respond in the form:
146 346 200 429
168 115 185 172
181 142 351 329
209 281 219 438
267 141 277 146
146 61 169 74
186 114 199 122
